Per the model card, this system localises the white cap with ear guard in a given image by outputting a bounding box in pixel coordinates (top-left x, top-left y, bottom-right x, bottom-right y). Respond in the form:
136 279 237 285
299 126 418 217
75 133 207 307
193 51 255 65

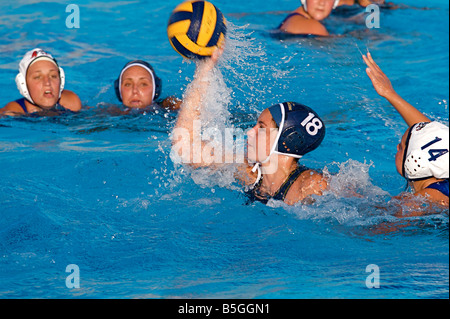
403 121 449 180
300 0 340 12
15 48 65 105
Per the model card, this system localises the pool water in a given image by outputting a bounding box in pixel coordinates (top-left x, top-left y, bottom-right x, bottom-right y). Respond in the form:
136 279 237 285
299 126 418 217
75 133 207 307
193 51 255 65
0 0 448 299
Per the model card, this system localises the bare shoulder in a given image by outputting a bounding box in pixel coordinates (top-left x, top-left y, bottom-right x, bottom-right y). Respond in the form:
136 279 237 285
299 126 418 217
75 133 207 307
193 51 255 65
280 15 329 36
415 188 449 207
392 189 448 217
0 101 25 116
161 96 182 111
60 90 82 112
285 169 328 204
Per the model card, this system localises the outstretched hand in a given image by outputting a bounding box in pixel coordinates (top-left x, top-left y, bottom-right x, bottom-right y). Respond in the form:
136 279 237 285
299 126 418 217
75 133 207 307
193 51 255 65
196 46 224 75
211 46 224 63
362 52 430 127
363 52 396 99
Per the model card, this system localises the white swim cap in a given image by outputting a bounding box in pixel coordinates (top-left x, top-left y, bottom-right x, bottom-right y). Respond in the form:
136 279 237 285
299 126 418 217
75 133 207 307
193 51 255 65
403 121 449 181
301 0 340 12
15 48 65 104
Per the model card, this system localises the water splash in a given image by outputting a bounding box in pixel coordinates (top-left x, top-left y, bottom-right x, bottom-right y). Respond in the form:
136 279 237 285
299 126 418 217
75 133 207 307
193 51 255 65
170 22 272 191
266 159 392 226
323 159 387 198
221 21 273 111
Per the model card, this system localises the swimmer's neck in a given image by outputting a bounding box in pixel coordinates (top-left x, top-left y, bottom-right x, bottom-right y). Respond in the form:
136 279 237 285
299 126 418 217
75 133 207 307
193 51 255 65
259 156 298 196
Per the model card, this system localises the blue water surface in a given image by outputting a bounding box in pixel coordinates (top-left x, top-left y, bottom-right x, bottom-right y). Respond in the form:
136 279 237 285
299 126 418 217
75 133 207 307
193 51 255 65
0 0 448 299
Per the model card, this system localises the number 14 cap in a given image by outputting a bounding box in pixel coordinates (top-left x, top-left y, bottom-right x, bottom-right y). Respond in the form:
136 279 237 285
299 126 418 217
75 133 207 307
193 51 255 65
403 121 449 180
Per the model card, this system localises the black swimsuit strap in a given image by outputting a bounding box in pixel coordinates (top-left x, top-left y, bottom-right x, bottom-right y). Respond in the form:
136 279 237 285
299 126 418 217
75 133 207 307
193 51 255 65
247 165 310 204
272 165 309 201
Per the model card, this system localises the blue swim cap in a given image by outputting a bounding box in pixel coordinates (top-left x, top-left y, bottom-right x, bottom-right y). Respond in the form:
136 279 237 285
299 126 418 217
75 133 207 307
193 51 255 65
268 102 325 158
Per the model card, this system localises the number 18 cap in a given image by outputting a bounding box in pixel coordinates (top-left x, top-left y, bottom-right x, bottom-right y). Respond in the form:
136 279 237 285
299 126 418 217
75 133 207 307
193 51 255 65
268 102 326 159
403 121 449 180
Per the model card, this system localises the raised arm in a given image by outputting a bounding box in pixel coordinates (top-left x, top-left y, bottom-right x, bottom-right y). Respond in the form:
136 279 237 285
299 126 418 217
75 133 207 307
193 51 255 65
171 49 223 167
363 52 430 127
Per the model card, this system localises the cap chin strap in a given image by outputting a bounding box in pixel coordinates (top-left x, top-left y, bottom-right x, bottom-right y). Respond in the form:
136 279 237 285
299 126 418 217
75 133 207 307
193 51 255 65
250 103 286 187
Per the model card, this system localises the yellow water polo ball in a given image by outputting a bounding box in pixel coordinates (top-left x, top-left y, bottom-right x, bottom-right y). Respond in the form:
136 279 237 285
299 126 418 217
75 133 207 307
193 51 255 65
167 0 227 60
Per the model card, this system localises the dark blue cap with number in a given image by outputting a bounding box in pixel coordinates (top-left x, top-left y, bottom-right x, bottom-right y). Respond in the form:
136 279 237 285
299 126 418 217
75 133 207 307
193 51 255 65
268 102 326 157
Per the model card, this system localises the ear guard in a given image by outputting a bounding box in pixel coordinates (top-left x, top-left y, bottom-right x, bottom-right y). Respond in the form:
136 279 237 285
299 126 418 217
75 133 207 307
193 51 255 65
279 126 308 156
114 60 162 103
